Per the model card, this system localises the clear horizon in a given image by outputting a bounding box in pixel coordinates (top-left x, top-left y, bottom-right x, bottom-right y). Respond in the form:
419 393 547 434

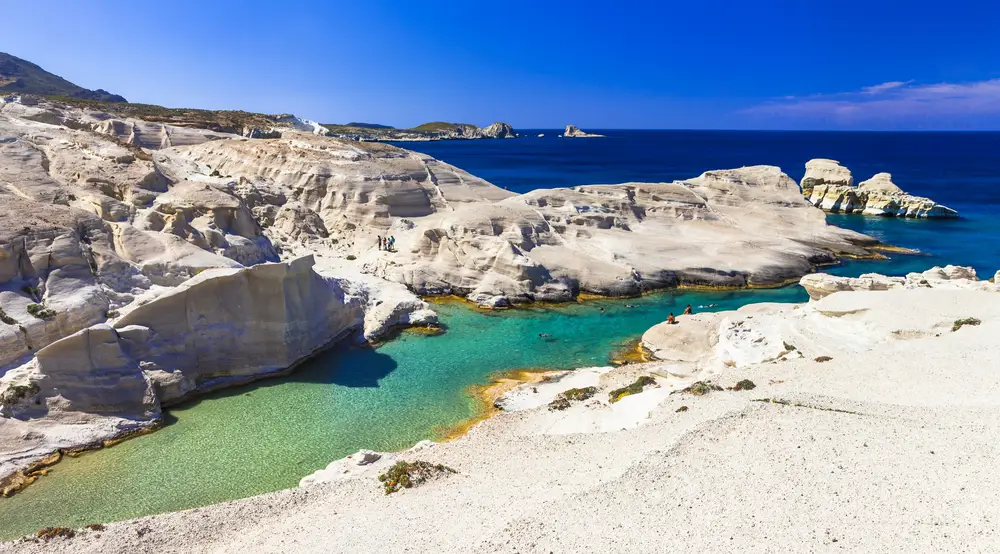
3 0 999 130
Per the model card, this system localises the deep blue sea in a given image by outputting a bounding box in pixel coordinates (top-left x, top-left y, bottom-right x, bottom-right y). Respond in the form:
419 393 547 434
395 130 1000 277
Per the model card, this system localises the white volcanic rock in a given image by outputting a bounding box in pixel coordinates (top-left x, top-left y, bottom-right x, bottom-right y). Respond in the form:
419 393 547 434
800 158 853 196
858 172 903 194
21 285 1000 553
799 273 906 300
641 313 723 363
0 256 437 482
801 160 957 218
563 125 605 138
372 166 879 304
5 102 881 310
799 266 996 300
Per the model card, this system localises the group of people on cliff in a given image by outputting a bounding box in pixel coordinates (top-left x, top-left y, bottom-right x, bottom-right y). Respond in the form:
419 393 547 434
377 235 396 252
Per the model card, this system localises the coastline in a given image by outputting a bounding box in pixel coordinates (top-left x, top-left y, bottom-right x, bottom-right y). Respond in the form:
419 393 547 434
436 369 565 442
6 278 999 552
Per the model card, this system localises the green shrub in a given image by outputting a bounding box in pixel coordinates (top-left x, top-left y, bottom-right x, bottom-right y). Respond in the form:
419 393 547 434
547 396 571 411
608 376 657 403
0 308 16 326
681 381 723 396
26 304 56 320
952 317 981 332
548 386 598 410
562 386 597 401
731 379 756 391
0 383 40 405
36 527 75 541
814 356 833 363
345 255 357 261
20 285 39 300
378 461 456 495
104 310 120 319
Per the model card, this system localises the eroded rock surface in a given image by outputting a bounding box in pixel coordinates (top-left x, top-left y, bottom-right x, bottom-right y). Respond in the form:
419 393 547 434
801 159 957 218
0 256 437 482
799 265 995 300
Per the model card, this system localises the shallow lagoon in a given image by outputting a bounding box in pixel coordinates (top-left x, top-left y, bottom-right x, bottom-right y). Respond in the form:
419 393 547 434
0 286 809 538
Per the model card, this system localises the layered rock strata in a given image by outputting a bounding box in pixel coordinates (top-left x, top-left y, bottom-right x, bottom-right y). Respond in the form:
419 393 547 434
801 159 957 217
0 256 436 486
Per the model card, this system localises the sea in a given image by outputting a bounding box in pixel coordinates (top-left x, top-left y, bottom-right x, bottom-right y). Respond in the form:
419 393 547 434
2 130 999 538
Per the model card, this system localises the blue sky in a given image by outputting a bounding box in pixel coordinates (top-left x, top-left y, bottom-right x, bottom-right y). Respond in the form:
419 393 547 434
3 0 999 129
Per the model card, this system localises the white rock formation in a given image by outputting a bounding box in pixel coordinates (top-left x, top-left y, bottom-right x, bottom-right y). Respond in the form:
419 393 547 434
563 125 605 138
16 283 1000 553
800 160 957 218
0 256 437 483
0 97 891 488
800 158 853 196
369 166 880 303
799 265 995 300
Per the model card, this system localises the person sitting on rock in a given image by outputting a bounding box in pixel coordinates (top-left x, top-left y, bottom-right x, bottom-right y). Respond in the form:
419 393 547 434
667 313 676 325
683 304 693 315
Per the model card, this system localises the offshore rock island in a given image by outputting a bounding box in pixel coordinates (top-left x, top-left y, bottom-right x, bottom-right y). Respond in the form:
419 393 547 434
801 158 957 217
0 59 997 552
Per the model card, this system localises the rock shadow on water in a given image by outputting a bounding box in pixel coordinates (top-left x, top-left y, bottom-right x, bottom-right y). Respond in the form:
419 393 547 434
162 344 400 416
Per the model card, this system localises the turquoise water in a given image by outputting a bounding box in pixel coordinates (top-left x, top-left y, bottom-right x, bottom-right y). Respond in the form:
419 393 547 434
0 287 806 539
5 128 1000 537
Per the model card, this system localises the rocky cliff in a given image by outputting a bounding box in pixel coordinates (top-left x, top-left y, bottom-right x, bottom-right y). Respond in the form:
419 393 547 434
0 256 436 487
800 159 957 217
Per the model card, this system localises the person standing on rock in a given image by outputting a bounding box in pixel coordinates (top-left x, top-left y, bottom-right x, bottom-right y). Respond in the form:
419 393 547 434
377 236 383 251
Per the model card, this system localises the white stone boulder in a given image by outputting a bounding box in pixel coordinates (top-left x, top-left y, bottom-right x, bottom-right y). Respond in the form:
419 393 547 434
800 159 853 196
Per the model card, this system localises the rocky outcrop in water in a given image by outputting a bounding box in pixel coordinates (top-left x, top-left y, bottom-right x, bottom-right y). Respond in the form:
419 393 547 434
481 122 517 138
324 121 519 141
800 159 957 218
563 125 604 138
800 158 853 196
